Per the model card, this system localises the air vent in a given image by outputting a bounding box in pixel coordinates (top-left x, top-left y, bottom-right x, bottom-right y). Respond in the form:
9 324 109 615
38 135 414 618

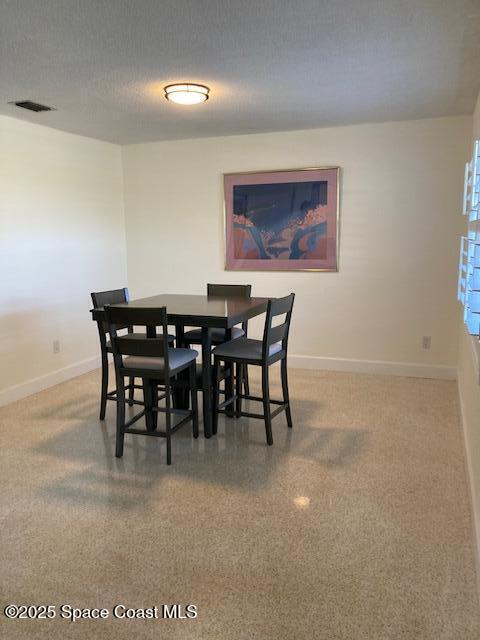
9 100 55 112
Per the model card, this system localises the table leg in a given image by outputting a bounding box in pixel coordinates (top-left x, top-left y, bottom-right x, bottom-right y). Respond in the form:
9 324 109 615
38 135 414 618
201 327 213 438
146 325 157 339
224 328 235 418
174 322 185 348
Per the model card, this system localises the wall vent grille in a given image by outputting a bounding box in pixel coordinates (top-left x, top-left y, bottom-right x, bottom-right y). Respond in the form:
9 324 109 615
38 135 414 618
9 100 55 112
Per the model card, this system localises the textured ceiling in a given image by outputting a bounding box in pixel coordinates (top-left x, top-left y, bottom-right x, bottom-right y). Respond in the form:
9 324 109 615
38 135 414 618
1 0 479 144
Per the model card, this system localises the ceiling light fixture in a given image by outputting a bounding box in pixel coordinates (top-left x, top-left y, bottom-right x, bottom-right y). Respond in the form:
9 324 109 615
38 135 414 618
164 83 209 105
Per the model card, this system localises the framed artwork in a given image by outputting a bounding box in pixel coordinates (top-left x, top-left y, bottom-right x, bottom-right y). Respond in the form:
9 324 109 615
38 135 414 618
224 167 339 271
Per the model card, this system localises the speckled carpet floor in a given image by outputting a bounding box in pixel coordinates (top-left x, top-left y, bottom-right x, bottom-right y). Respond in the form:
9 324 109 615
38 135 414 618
0 367 478 639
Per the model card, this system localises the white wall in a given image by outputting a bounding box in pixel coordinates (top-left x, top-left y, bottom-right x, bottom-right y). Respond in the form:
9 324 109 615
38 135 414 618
458 95 480 576
0 113 471 406
0 115 127 405
123 116 470 377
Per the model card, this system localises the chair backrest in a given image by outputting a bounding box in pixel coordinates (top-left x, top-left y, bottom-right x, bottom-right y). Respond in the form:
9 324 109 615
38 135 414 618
262 293 295 359
91 288 130 334
91 287 129 309
208 284 252 332
104 306 170 371
207 283 252 298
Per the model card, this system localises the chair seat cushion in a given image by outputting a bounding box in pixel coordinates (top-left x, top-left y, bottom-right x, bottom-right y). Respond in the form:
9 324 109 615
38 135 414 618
212 338 283 361
183 326 245 344
106 333 175 350
123 348 198 374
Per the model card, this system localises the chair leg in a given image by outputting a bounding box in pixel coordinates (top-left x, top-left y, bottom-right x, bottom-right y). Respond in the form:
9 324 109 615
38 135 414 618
143 379 156 432
152 383 159 430
128 376 135 406
262 365 273 445
180 368 191 409
225 362 235 418
281 358 293 428
173 372 189 410
190 363 199 439
115 375 126 458
99 352 109 420
172 376 178 409
212 358 220 436
243 365 250 396
165 386 172 465
235 363 243 418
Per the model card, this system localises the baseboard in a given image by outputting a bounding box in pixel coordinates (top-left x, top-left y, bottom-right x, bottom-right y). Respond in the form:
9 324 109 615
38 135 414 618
288 354 457 380
457 378 480 598
0 354 455 409
0 356 101 408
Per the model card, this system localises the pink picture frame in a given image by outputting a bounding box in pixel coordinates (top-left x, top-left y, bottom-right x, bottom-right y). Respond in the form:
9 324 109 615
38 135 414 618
224 167 339 271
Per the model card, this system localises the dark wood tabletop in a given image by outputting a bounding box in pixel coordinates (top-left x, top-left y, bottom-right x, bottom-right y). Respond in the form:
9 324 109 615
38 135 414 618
92 293 270 328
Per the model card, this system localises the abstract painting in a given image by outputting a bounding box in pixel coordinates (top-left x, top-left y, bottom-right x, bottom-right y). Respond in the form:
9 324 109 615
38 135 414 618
224 167 339 271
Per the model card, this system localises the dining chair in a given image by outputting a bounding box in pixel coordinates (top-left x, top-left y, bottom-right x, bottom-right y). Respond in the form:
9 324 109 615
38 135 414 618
182 283 252 394
91 287 174 420
211 293 295 445
104 305 199 465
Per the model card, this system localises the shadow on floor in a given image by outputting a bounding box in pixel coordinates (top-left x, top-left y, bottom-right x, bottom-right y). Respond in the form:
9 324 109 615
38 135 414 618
33 402 368 512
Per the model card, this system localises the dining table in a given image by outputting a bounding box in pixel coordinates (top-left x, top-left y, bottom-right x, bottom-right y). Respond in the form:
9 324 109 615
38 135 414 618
91 293 270 437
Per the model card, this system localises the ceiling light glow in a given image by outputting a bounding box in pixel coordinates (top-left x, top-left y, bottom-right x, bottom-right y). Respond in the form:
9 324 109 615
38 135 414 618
164 83 209 105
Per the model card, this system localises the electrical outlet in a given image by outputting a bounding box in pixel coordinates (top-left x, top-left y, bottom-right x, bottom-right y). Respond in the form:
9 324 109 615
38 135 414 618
422 336 431 350
53 340 60 354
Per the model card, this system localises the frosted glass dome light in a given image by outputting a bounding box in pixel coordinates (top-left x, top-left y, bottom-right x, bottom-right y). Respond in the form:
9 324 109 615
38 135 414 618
164 83 210 105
